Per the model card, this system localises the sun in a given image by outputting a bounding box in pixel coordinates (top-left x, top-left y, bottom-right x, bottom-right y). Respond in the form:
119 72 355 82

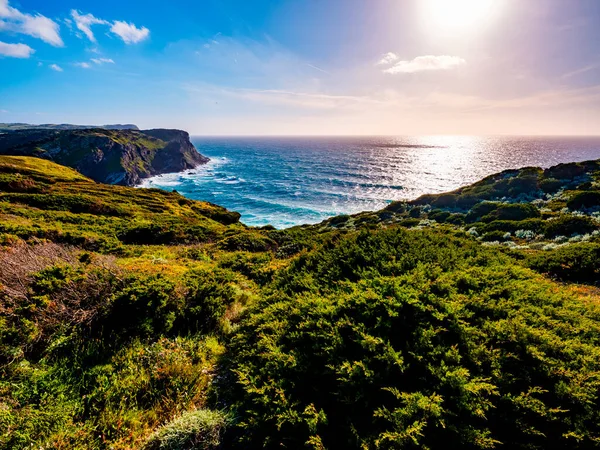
422 0 498 33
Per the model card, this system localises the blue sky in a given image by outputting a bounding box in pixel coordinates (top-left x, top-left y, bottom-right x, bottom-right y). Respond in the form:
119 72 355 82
1 0 600 135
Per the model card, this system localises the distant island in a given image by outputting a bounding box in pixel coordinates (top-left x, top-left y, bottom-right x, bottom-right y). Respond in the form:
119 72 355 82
0 127 209 185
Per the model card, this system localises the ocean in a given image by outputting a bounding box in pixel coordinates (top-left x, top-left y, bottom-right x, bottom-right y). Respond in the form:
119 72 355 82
140 136 600 228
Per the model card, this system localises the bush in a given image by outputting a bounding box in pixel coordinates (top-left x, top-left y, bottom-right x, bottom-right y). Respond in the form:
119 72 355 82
177 269 238 333
101 274 179 338
328 214 350 226
428 210 451 222
506 174 539 195
567 191 600 210
118 223 211 245
544 215 598 238
466 202 501 222
217 232 277 252
478 218 544 234
481 230 510 242
227 263 600 449
527 243 600 284
398 218 420 228
446 213 465 225
431 193 457 208
539 178 563 193
143 409 228 450
219 253 274 285
481 203 540 222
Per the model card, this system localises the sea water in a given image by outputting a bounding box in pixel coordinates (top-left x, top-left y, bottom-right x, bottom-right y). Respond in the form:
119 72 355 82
140 136 600 228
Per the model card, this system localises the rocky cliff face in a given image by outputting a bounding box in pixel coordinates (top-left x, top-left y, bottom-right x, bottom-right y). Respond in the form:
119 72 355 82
0 128 208 186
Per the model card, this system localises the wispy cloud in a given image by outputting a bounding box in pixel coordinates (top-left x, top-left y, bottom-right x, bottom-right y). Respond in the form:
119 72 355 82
70 10 107 43
306 63 330 75
110 21 149 44
560 62 600 80
186 84 384 110
49 63 63 72
75 61 91 68
0 40 34 58
377 52 398 65
383 55 466 74
0 0 63 46
91 57 114 65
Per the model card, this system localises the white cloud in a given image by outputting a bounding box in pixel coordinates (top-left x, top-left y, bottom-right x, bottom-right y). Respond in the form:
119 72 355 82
377 52 398 65
383 55 466 74
49 63 63 72
110 20 149 44
91 57 114 65
71 10 107 43
0 0 63 46
75 61 91 68
0 40 34 58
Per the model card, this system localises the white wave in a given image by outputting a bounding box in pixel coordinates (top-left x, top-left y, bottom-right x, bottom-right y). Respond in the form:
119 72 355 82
137 155 230 189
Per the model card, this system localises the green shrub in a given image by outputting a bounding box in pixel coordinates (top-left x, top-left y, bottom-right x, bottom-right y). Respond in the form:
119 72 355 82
431 193 457 208
544 215 598 238
454 194 479 209
427 210 449 222
481 230 510 242
527 243 600 284
217 232 277 252
479 218 544 234
143 409 228 450
398 218 420 228
227 263 600 449
466 201 501 222
101 274 178 338
539 178 563 193
218 253 274 285
177 269 238 333
328 214 350 226
118 223 211 245
481 203 540 222
446 213 465 225
506 174 539 195
567 191 600 210
408 207 422 218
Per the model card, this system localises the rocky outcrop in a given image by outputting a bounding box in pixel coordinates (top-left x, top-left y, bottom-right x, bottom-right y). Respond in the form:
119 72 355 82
0 128 208 186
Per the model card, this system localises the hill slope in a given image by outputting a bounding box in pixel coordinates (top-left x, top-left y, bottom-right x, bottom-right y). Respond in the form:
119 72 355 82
0 156 600 449
0 128 208 186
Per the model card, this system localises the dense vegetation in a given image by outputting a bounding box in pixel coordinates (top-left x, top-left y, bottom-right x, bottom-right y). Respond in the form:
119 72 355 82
1 155 599 449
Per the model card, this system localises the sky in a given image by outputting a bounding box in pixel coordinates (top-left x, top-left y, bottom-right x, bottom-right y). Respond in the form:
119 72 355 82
1 0 600 135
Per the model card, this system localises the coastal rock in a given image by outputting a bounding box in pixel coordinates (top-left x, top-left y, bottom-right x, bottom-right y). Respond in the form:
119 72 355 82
0 128 208 186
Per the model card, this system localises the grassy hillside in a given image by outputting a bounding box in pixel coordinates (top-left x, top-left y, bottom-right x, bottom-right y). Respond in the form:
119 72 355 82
1 156 600 449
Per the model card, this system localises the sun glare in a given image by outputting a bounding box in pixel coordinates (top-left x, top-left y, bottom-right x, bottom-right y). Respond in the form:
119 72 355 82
423 0 498 33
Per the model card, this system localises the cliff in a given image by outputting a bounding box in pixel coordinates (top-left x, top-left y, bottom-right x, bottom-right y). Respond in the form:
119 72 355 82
0 128 208 186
